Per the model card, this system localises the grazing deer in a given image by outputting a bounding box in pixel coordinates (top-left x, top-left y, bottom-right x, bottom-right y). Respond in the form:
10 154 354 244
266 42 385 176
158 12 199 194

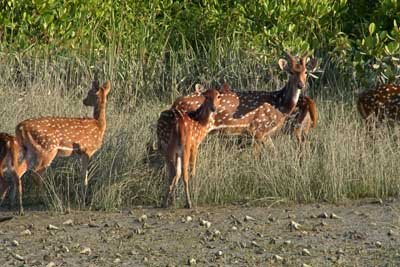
357 83 400 125
169 52 318 145
12 79 111 215
162 89 222 209
0 133 27 208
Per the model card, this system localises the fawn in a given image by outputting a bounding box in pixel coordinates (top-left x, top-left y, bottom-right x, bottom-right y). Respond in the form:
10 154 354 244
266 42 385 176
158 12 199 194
11 79 111 215
162 89 222 208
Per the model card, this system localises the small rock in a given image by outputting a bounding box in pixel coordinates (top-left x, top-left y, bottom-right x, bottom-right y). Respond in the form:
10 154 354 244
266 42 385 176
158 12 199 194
114 258 121 263
269 238 277 244
80 247 91 255
388 230 395 236
371 198 383 205
200 220 211 228
216 250 223 256
251 241 259 247
273 255 283 261
302 248 311 256
20 229 32 236
11 240 19 247
13 253 24 261
186 216 193 222
47 224 59 230
139 214 147 222
129 250 139 255
188 258 196 265
318 212 329 219
244 215 255 222
88 222 100 228
336 248 344 255
46 262 56 267
284 240 292 245
214 230 221 236
375 241 382 248
62 219 74 226
143 257 148 262
61 245 69 253
267 216 276 222
302 264 312 267
231 226 237 231
330 213 340 219
289 221 301 231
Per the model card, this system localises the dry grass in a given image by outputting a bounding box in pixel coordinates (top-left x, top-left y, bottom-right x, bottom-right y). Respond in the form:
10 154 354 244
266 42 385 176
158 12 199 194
0 53 399 212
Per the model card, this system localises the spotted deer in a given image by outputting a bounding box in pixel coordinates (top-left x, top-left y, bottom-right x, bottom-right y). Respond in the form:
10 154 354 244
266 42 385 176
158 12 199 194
283 95 317 143
170 52 318 145
157 83 238 157
12 79 111 215
357 83 400 125
0 133 27 208
162 89 222 209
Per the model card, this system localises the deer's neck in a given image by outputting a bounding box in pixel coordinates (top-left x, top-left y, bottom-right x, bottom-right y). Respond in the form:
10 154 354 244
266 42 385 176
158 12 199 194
191 104 213 126
279 82 301 115
93 95 107 131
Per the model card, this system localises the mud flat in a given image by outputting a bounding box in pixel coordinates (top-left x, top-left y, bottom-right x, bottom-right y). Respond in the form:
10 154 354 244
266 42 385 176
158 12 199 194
0 200 399 266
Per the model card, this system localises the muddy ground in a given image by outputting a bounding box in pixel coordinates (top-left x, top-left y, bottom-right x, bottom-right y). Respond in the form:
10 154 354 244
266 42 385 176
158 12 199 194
0 200 399 267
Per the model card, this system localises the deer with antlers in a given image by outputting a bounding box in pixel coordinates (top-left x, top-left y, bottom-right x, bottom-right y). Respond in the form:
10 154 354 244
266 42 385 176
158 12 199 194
10 79 111 215
357 83 400 125
162 89 222 209
168 52 318 146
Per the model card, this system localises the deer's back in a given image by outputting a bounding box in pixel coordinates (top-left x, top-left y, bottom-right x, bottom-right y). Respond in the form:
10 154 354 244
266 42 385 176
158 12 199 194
358 84 400 121
17 117 102 151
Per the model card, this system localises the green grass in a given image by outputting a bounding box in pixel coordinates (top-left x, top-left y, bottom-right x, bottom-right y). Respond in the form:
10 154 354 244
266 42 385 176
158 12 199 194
0 50 399 212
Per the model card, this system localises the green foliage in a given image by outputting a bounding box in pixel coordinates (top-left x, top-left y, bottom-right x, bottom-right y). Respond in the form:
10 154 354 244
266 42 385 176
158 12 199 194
0 0 399 91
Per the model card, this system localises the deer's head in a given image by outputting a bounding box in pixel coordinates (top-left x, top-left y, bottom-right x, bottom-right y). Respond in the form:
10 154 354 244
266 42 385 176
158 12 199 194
202 89 222 113
278 51 317 93
83 79 111 107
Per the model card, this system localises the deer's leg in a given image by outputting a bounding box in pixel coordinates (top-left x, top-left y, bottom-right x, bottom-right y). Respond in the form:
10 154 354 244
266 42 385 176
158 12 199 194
81 154 90 187
10 158 28 214
183 146 192 209
190 145 198 177
163 155 182 208
0 168 10 206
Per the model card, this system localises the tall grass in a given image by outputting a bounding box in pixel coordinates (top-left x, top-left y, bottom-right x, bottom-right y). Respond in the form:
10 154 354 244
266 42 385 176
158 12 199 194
0 43 399 211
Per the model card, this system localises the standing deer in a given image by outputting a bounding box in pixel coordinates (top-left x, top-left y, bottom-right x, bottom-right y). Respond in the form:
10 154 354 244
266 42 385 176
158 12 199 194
12 79 111 215
168 52 318 145
283 95 317 143
0 133 27 208
357 83 400 125
162 89 222 209
157 83 238 157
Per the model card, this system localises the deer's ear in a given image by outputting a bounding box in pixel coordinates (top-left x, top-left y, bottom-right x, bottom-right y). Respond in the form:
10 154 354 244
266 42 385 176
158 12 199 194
92 78 100 91
195 84 205 94
278 59 289 71
306 58 318 72
100 81 111 95
220 82 231 93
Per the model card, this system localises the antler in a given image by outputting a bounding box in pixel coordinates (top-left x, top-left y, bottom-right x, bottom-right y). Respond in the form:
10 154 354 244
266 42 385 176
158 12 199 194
284 51 296 67
300 52 309 66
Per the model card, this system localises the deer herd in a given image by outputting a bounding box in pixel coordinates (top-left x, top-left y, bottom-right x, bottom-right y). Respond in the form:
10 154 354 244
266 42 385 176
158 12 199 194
0 51 399 214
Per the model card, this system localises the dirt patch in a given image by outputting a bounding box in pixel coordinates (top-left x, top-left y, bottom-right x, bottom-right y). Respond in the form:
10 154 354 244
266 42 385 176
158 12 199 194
1 200 400 266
